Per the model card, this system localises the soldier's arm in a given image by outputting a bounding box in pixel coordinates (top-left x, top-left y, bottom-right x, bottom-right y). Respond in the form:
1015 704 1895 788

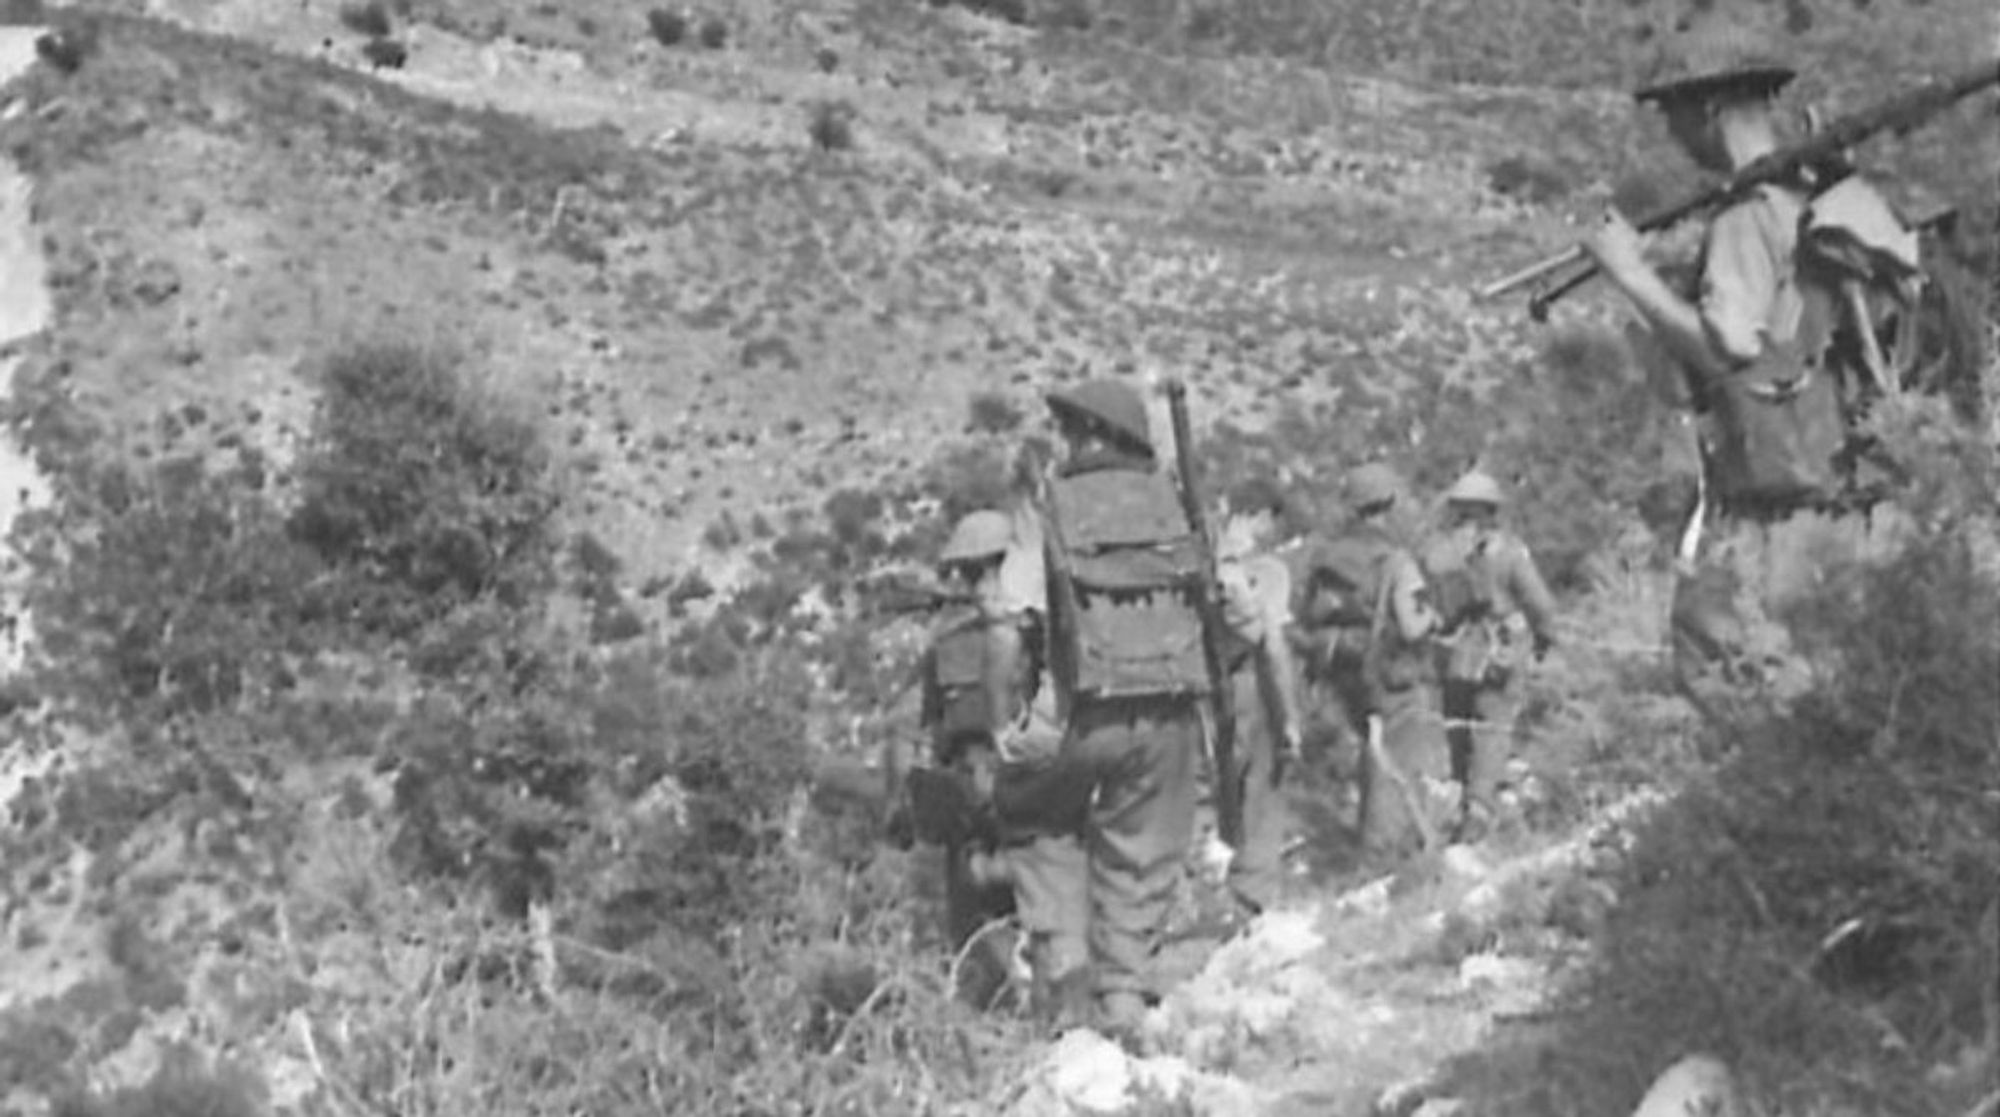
1224 557 1304 745
1502 537 1560 644
1256 627 1305 751
1590 202 1786 386
1387 553 1439 643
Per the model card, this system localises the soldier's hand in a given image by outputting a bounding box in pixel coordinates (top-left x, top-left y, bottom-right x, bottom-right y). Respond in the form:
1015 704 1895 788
1280 724 1305 764
1582 208 1648 282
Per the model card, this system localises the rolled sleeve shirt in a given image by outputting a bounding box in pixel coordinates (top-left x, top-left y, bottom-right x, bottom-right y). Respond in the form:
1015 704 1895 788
1699 185 1806 366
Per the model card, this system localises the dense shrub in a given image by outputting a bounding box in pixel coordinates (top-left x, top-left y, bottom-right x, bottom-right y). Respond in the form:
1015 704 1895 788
288 343 560 640
808 100 857 153
15 451 321 716
52 1052 264 1117
645 9 687 46
1498 398 2000 1117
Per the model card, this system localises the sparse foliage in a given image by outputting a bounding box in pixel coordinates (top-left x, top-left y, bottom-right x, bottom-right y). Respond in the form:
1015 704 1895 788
808 100 857 153
336 0 392 38
645 8 687 47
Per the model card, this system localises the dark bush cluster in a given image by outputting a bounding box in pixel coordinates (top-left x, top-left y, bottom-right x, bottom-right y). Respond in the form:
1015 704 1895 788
645 8 687 47
335 0 391 38
287 343 560 640
1460 404 2000 1117
808 100 857 153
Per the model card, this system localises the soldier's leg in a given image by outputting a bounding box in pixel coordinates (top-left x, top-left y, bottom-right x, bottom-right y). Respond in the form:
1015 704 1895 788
1465 680 1515 809
1359 686 1444 860
990 758 1092 1017
1076 699 1201 1027
1441 677 1479 801
1226 668 1287 915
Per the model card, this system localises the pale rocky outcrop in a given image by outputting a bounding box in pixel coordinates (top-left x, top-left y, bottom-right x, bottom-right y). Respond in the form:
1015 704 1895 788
0 27 56 678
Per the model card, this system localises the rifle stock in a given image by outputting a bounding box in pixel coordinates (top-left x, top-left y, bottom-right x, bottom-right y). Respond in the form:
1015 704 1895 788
1165 379 1242 849
1483 58 2000 321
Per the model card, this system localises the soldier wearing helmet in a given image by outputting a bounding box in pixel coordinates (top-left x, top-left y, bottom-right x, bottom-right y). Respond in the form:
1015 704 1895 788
1211 473 1309 925
983 377 1284 1043
1579 13 1911 722
1421 468 1559 845
1291 461 1442 861
1583 16 1806 384
903 509 1053 982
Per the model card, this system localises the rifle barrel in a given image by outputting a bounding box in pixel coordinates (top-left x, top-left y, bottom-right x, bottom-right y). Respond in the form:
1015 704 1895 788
1495 58 2000 319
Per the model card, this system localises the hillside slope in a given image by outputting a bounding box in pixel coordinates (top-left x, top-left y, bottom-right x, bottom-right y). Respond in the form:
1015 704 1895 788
0 2 1994 1116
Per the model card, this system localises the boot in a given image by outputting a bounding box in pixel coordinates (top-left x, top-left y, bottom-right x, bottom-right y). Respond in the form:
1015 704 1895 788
1026 936 1092 1030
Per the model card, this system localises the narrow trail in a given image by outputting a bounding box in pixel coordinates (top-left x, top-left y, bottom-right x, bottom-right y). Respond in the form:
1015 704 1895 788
1004 790 1664 1115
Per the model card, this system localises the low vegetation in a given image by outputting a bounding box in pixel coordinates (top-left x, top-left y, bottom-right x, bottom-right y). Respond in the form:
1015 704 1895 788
0 0 1993 1113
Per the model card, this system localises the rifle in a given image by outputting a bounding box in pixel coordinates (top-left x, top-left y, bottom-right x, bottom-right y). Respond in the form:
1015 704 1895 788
1164 378 1242 849
866 582 977 617
1480 59 2000 322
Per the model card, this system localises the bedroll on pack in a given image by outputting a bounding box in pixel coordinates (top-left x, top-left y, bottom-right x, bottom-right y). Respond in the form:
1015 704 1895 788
1796 175 1992 424
1044 469 1211 701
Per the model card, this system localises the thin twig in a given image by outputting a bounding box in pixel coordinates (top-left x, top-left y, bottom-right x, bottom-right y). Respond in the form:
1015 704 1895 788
1959 1086 2000 1117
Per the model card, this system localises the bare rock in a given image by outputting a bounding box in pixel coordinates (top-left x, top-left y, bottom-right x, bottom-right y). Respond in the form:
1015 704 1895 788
1630 1055 1743 1117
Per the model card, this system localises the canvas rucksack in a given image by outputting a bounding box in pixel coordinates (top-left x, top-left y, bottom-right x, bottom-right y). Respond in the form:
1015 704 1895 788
1691 184 1848 508
1043 467 1211 704
1795 175 1991 427
924 607 999 756
1703 176 1992 509
1304 530 1429 699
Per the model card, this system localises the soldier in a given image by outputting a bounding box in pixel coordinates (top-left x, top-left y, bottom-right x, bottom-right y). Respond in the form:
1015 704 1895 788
1001 377 1266 1042
905 510 1031 953
1421 468 1559 845
1213 475 1308 922
1292 463 1442 861
1579 16 1910 719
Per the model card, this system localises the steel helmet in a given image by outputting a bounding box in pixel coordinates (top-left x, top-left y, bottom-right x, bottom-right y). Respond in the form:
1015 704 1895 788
1345 462 1402 511
1445 469 1505 507
1634 17 1795 106
1046 379 1152 454
938 509 1013 566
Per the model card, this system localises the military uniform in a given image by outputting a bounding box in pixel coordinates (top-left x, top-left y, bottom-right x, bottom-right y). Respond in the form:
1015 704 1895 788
995 380 1280 1038
1215 516 1305 917
1294 464 1443 860
1422 471 1558 837
1583 20 1911 720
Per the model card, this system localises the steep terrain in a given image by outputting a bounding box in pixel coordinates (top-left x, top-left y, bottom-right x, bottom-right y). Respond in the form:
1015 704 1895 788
0 1 1995 1115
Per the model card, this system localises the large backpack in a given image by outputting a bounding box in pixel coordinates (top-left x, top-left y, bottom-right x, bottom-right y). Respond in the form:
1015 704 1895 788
1043 468 1211 704
923 607 997 757
1303 530 1430 699
1696 184 1850 508
1796 175 1991 428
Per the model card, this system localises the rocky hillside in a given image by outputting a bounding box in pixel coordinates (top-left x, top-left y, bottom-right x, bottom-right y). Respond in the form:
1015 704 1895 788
0 0 1995 1115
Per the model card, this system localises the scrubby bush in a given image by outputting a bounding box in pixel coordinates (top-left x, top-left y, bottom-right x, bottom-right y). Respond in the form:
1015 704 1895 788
336 0 391 38
15 451 320 716
288 343 560 640
1495 398 2000 1117
52 1052 264 1117
696 15 726 49
645 8 687 46
966 390 1024 434
808 100 857 152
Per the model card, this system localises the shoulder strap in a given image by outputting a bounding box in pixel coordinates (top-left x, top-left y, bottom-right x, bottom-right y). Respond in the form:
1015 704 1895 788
1365 550 1396 657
